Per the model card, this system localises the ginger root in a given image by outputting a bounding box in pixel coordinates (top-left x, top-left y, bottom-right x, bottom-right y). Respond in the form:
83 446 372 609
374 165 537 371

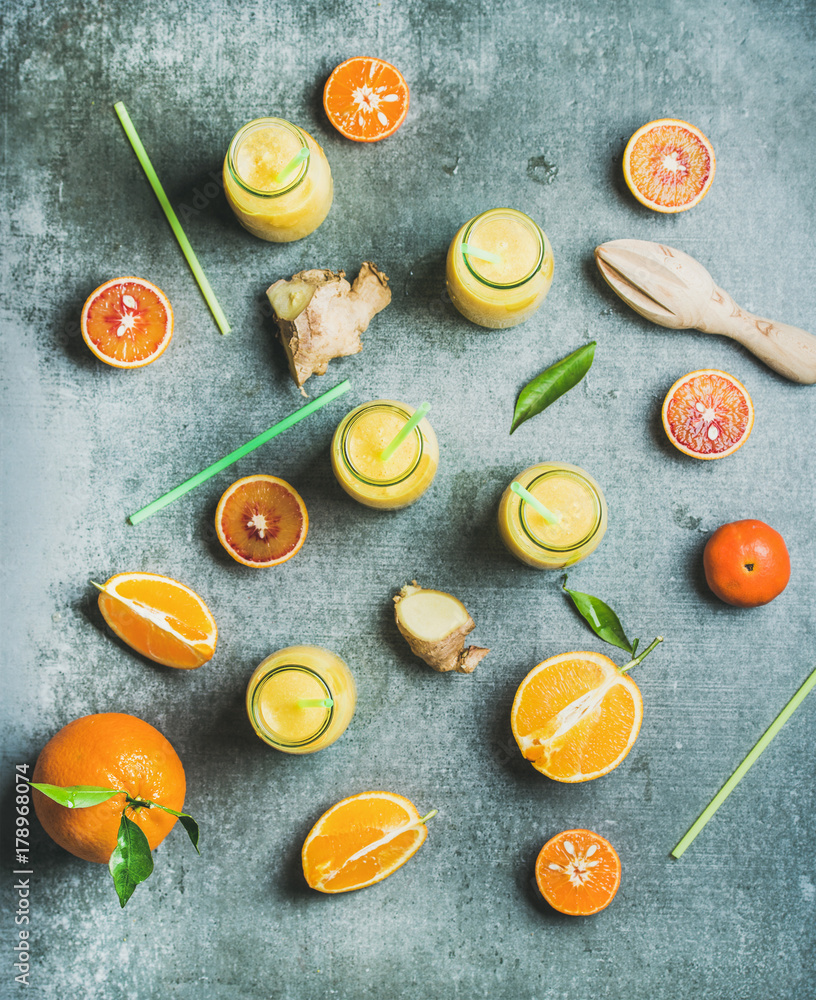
266 262 391 394
393 583 490 675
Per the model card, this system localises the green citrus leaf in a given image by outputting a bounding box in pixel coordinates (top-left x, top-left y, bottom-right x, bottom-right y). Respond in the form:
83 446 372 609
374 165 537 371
148 801 200 855
562 576 633 653
108 813 154 908
510 342 596 434
29 782 124 809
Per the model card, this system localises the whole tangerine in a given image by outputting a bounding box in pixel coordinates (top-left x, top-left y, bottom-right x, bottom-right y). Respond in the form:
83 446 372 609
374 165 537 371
703 519 790 608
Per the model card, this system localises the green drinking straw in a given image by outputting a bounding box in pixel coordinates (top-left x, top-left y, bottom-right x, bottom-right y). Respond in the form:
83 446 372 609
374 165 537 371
461 243 501 265
274 147 309 185
128 379 351 525
379 402 431 463
510 480 560 524
113 101 231 336
671 663 816 859
296 698 334 709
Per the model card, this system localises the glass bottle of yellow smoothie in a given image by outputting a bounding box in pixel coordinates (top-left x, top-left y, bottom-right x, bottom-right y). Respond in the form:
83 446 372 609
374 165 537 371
223 117 333 242
446 208 554 329
498 463 607 569
246 645 356 754
330 400 439 510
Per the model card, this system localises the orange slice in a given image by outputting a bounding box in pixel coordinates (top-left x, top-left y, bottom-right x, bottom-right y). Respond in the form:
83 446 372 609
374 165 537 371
662 369 754 460
96 572 217 670
323 57 409 142
302 791 435 893
623 119 716 213
215 475 308 568
510 651 643 783
81 277 173 368
535 829 621 916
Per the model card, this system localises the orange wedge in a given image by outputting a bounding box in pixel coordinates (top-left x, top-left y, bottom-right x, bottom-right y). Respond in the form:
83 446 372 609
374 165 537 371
511 651 643 782
81 277 173 368
323 57 409 142
623 118 716 213
662 369 754 460
535 829 621 916
302 791 436 893
215 475 308 568
96 572 217 670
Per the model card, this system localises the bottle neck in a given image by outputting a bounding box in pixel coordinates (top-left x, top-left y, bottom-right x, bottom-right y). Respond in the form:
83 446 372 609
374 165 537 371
227 117 310 199
250 665 334 749
340 403 424 486
518 470 602 552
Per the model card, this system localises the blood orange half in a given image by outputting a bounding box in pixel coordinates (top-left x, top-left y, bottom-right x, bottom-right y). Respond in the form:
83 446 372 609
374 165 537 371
323 57 409 142
662 369 754 460
215 475 308 568
81 277 173 368
623 119 716 213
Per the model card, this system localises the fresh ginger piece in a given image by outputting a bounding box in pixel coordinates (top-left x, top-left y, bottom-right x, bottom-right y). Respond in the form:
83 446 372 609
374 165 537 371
266 262 391 394
393 583 490 674
267 279 316 321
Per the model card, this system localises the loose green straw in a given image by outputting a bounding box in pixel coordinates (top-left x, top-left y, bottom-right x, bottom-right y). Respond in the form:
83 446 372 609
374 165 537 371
461 242 501 265
672 663 816 859
113 101 231 336
296 698 334 709
128 379 351 524
510 481 560 524
274 147 309 185
379 402 430 463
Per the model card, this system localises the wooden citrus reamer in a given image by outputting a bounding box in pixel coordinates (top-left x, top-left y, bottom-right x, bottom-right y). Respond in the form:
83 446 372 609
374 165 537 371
595 239 816 384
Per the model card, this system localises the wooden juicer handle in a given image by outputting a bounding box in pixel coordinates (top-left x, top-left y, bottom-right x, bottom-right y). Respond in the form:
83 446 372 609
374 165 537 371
702 287 816 385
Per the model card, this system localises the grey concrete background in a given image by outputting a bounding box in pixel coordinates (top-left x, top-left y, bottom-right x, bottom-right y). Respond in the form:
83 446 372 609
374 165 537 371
2 1 815 997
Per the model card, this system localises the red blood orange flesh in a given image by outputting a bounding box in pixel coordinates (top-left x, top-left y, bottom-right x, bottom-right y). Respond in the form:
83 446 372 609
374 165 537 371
661 369 754 460
81 277 173 368
623 119 716 213
215 475 308 567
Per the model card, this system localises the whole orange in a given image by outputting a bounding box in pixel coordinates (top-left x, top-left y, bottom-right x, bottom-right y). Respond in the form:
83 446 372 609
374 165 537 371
32 713 186 864
703 520 790 607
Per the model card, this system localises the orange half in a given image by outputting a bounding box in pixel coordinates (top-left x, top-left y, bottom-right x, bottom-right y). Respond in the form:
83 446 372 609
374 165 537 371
302 791 432 893
81 277 173 368
662 369 754 459
623 118 715 212
97 572 218 669
215 475 308 568
510 651 642 783
535 829 621 916
324 57 409 142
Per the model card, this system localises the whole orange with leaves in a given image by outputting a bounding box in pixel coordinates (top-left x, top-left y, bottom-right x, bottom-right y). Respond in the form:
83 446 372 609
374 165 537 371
32 713 186 864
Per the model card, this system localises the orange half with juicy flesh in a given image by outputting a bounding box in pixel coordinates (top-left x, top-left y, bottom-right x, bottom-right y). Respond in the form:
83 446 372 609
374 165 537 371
510 651 643 783
302 791 434 893
96 572 217 669
662 369 754 459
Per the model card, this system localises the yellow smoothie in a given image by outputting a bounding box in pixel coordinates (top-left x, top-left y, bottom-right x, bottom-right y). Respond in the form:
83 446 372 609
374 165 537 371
331 400 439 510
446 208 554 328
223 118 333 242
246 645 356 753
498 463 607 569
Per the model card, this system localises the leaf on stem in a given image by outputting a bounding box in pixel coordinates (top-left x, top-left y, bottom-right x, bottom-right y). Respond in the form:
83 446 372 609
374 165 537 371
109 813 154 908
562 576 633 653
510 342 596 434
28 782 124 809
148 801 201 854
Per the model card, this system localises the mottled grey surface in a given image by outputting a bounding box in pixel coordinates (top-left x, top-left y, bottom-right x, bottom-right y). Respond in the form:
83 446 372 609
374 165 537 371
1 1 815 998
